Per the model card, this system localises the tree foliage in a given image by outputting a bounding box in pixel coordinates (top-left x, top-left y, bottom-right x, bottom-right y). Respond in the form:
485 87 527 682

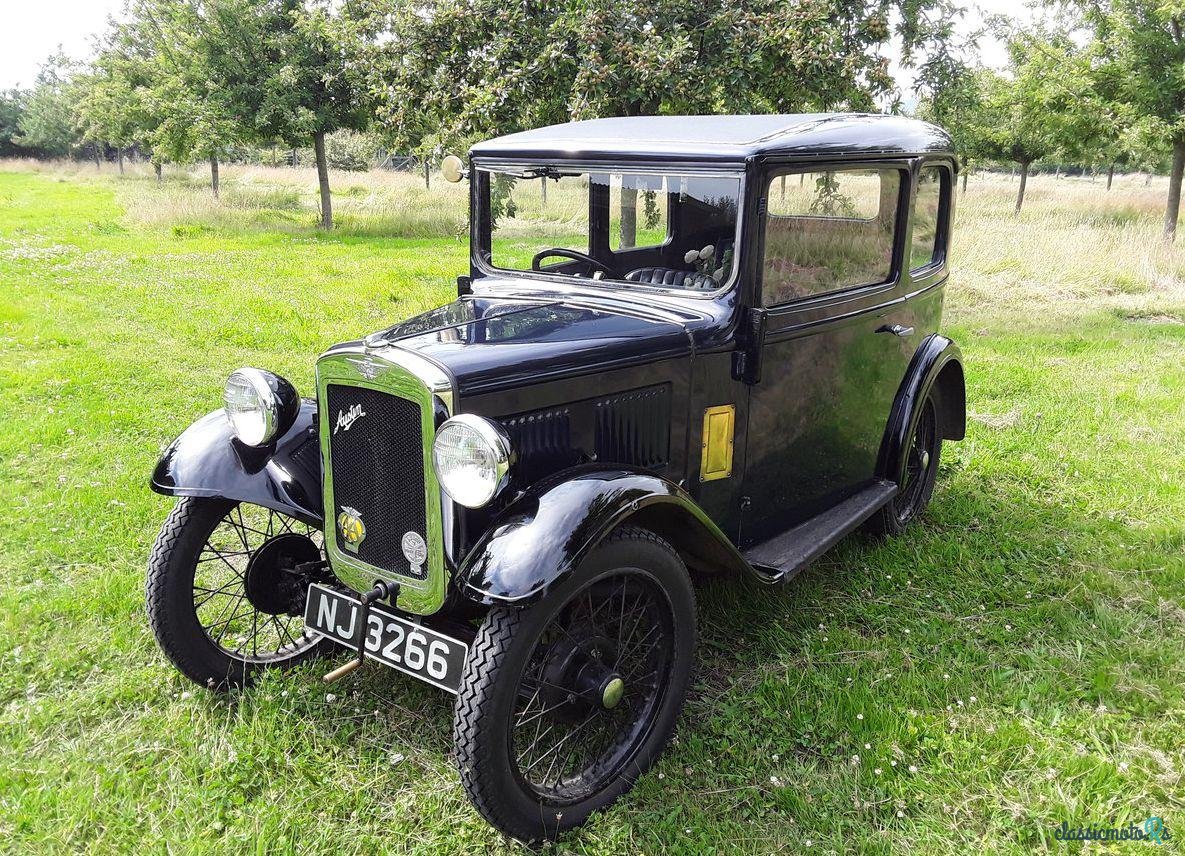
16 52 82 158
1078 0 1185 236
366 0 957 156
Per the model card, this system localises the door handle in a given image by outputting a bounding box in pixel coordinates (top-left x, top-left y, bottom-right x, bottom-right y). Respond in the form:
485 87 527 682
876 324 914 337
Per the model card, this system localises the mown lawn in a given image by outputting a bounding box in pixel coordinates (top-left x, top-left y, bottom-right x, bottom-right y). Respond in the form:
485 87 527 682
1 164 1183 854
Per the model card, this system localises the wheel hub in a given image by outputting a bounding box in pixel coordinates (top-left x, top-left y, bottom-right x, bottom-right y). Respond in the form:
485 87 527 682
244 533 320 615
540 632 624 716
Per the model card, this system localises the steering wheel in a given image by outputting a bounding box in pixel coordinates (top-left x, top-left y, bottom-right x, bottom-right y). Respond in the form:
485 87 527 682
531 248 615 278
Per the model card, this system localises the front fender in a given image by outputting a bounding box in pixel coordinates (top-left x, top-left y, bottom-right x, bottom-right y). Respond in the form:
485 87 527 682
150 400 323 526
458 467 756 606
877 334 966 482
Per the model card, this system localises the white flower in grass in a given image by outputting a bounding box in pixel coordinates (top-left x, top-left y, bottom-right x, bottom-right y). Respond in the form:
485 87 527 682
874 768 883 776
909 765 918 773
325 693 337 703
856 713 864 720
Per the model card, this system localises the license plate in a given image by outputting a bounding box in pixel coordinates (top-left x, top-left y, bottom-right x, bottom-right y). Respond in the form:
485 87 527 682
303 583 469 693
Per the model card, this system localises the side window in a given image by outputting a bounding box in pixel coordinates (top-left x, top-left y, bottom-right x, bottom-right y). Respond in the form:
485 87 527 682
910 165 948 272
610 174 669 250
762 168 901 305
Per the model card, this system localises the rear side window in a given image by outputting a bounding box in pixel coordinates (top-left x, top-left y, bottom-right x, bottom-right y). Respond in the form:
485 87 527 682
910 165 948 271
762 168 901 305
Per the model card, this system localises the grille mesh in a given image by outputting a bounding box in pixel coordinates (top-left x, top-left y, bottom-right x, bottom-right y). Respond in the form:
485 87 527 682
326 384 427 580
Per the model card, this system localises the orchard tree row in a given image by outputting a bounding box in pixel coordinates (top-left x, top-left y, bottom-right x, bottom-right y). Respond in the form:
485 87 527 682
2 0 1184 236
919 1 1185 237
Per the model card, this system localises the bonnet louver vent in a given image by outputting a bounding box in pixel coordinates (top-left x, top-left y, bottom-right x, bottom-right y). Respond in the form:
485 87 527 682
498 384 671 484
594 386 671 469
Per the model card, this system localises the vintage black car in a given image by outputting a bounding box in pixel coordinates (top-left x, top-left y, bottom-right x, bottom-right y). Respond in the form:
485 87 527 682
147 114 965 841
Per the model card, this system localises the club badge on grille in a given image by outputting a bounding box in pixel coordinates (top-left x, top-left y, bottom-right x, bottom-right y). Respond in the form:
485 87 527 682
337 507 366 553
401 531 428 575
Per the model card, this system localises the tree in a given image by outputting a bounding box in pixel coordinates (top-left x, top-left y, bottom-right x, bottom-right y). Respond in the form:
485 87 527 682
0 89 29 157
16 52 82 158
74 42 157 175
962 32 1089 213
171 0 372 227
912 6 983 195
1080 0 1185 238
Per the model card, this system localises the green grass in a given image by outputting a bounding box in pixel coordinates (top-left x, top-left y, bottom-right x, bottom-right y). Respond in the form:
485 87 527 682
1 163 1183 854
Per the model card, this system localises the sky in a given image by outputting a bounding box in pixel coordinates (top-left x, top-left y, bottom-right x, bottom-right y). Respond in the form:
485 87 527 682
1 0 126 89
2 0 1032 93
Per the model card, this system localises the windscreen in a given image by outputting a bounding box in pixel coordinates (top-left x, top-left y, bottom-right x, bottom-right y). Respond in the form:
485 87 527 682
480 165 741 292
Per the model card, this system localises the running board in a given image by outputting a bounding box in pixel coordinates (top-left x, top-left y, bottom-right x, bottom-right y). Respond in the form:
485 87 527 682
743 480 898 582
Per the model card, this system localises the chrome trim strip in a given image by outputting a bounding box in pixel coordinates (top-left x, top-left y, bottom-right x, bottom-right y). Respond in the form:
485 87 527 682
316 348 454 615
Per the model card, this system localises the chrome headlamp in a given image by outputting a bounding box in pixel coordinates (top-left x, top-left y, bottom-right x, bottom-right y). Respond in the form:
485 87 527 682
432 414 513 508
222 368 299 446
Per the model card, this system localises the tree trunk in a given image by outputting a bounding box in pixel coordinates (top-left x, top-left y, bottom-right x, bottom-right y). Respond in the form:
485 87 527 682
92 143 101 169
154 162 162 183
780 175 786 201
619 186 637 248
1106 164 1114 191
1015 161 1030 214
291 148 298 167
1146 172 1153 186
1164 138 1185 241
1010 166 1015 181
423 159 430 189
117 147 124 174
961 170 968 195
313 131 333 230
210 156 220 199
1054 165 1061 180
540 176 547 206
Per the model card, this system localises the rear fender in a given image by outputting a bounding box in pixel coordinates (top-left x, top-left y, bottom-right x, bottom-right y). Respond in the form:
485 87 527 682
877 334 965 483
150 401 323 526
457 467 757 606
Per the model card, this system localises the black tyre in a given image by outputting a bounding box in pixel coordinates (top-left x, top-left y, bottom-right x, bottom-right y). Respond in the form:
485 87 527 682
146 496 327 691
453 527 696 841
868 394 943 536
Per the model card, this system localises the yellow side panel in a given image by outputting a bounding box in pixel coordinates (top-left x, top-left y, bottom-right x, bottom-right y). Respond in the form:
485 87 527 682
700 404 736 482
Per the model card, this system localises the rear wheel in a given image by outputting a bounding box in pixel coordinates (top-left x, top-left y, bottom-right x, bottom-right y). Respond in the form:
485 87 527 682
453 527 695 841
869 394 943 536
146 496 328 690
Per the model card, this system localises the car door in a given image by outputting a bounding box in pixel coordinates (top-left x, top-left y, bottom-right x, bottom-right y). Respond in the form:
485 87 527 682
739 162 918 546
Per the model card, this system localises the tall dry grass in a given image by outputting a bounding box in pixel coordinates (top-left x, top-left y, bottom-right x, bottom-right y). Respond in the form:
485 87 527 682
949 171 1184 326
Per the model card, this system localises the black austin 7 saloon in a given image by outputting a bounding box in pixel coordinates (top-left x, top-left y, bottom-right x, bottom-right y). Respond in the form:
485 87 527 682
147 114 966 841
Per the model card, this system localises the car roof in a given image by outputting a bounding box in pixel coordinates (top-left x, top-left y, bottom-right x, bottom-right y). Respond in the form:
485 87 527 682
469 113 953 164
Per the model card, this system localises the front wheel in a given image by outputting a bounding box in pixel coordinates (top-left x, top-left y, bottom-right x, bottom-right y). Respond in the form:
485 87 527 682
146 496 328 690
453 527 696 841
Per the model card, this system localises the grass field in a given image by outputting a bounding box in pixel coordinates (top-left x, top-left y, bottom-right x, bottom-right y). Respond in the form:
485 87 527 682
1 160 1183 854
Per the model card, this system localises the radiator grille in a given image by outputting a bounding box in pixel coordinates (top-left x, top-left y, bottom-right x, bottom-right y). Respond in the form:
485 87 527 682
325 384 427 580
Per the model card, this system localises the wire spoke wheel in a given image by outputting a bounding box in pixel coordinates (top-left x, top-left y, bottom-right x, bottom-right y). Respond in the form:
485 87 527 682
192 504 323 663
893 397 940 525
453 527 696 841
147 496 329 690
510 572 675 803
